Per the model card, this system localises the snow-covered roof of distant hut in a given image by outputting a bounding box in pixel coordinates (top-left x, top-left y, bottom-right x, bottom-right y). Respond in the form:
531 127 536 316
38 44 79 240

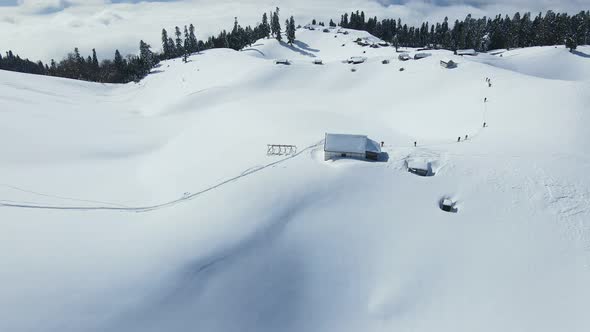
457 49 477 55
349 56 366 63
407 160 429 170
414 52 432 59
324 133 380 154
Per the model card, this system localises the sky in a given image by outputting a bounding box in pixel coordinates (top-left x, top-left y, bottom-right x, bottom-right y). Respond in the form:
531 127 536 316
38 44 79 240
0 0 588 62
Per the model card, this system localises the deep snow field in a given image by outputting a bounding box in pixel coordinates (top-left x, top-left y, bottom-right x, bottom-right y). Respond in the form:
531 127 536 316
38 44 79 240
1 27 590 332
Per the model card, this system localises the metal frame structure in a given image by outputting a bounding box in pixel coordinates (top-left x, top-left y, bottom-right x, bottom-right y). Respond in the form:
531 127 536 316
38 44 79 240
267 144 297 156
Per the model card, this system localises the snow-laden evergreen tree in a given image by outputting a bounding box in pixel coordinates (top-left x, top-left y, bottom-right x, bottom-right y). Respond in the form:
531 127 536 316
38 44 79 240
91 49 99 80
183 25 190 56
244 26 254 47
286 16 296 44
174 26 183 56
340 13 348 27
565 33 578 52
230 17 241 50
161 29 170 58
189 24 198 53
261 13 271 38
139 40 154 74
271 7 282 41
91 49 99 69
167 37 176 57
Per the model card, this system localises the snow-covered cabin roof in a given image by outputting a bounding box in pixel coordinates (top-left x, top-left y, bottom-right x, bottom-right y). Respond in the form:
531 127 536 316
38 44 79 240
324 133 381 154
457 49 477 55
442 199 454 206
440 59 457 68
325 134 367 154
407 160 429 170
414 52 432 59
349 56 366 63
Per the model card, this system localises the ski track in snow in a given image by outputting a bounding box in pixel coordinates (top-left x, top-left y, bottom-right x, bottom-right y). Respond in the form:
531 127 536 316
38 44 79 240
0 141 323 213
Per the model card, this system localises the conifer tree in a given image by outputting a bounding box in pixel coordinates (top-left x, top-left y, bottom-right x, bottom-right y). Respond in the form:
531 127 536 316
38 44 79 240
175 26 183 56
565 33 578 51
287 16 296 44
189 24 198 53
92 49 99 69
139 40 154 74
161 28 170 58
183 25 191 57
271 7 282 41
262 13 271 38
167 37 176 56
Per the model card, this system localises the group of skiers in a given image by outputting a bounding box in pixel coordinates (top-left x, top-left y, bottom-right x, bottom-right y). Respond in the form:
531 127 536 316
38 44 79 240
412 77 492 147
457 135 469 142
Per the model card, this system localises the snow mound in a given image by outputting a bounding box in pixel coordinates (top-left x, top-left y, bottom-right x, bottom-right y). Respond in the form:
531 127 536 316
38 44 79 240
472 46 590 81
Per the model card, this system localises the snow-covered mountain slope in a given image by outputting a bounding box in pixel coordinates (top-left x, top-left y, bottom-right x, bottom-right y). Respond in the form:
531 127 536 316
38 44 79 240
472 46 590 81
1 27 590 332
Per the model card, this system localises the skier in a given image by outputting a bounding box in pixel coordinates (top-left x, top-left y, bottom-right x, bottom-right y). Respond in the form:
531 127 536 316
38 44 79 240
483 122 487 128
414 141 417 147
484 97 487 102
457 136 461 142
465 134 468 140
381 141 384 147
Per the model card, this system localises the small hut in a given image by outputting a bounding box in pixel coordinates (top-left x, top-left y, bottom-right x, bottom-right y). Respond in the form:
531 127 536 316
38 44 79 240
313 59 323 65
414 52 432 60
440 199 456 212
456 49 477 56
398 53 411 61
324 133 381 161
407 161 431 176
275 59 291 65
440 60 457 68
348 56 366 64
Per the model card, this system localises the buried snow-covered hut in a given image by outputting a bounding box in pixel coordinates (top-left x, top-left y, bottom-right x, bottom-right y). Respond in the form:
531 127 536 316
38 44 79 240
324 133 381 161
398 53 411 61
414 52 432 60
407 160 432 176
440 60 457 68
348 56 366 64
456 49 477 56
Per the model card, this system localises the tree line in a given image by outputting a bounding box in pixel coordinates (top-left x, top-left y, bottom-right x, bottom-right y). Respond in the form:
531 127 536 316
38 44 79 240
339 10 589 51
1 8 588 83
159 7 296 62
0 41 156 84
0 7 296 83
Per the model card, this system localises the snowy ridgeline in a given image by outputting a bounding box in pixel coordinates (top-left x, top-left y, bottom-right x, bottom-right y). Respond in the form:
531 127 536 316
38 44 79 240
1 27 590 332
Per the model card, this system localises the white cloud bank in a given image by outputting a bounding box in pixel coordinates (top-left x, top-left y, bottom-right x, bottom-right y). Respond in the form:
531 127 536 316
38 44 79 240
0 0 588 62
